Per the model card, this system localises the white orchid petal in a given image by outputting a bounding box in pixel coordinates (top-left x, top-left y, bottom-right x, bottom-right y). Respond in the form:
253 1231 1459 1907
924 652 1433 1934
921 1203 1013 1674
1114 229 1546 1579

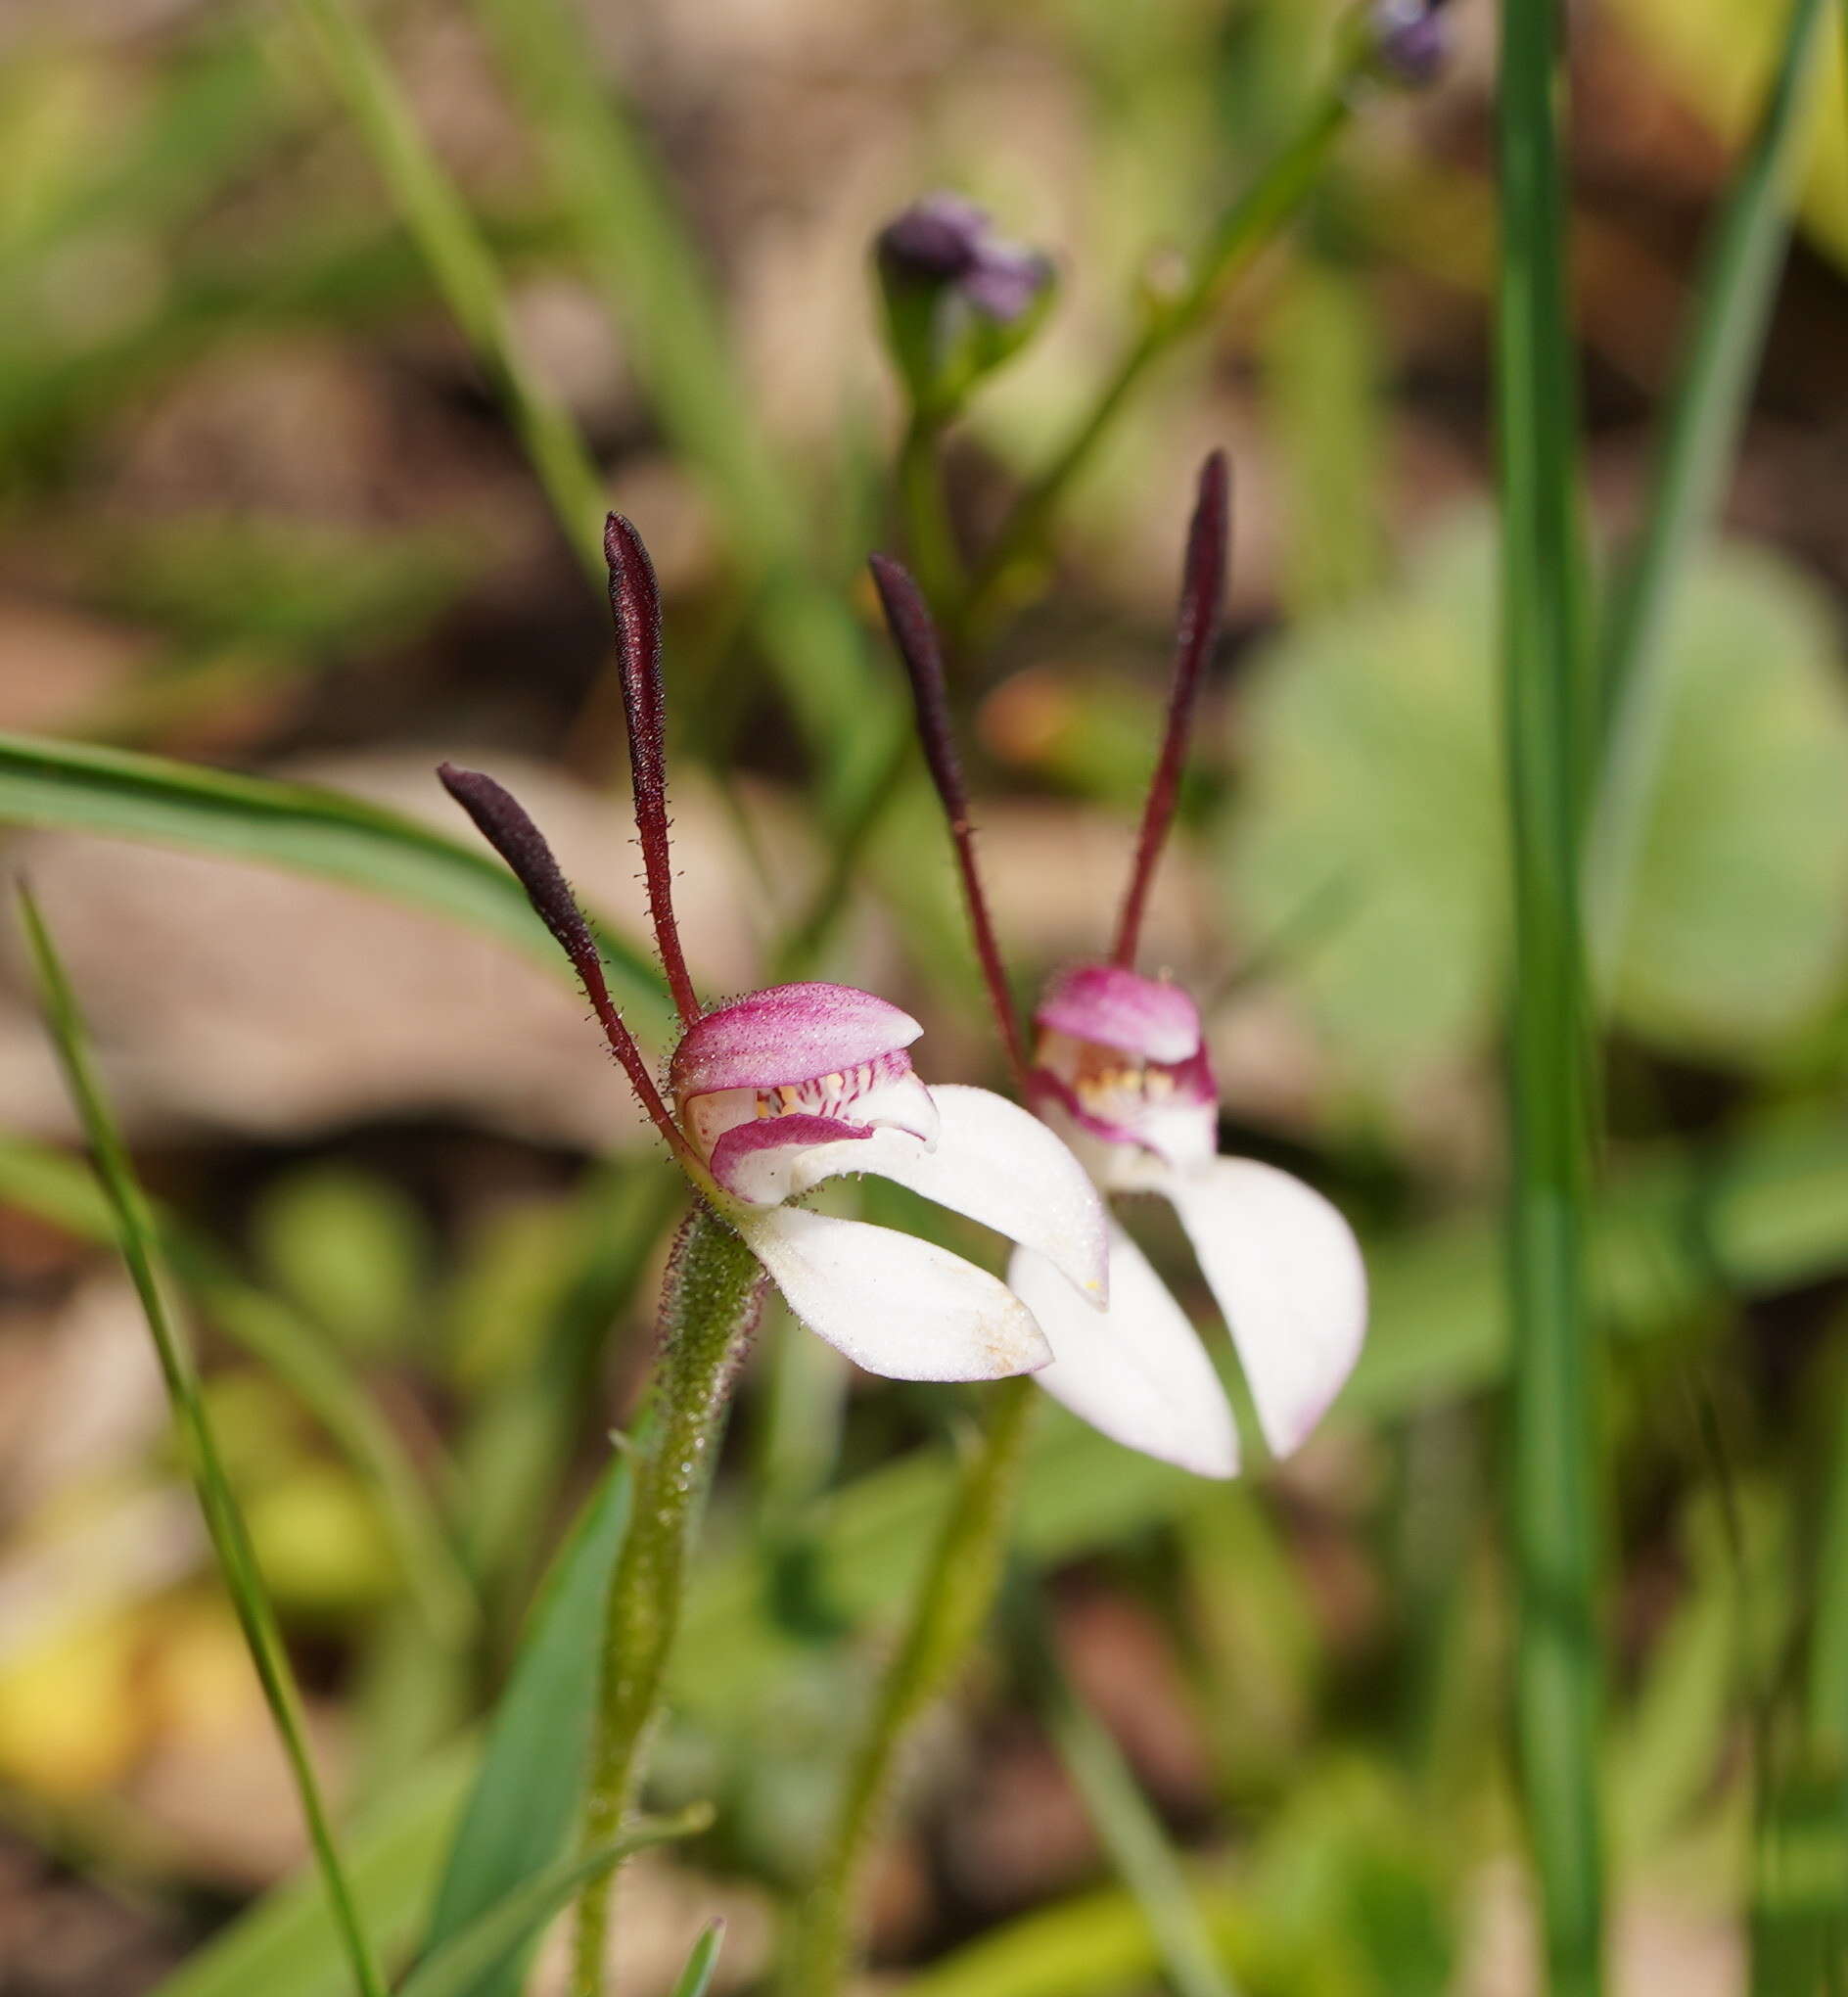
1158 1157 1367 1459
1009 1225 1237 1479
735 1205 1052 1382
774 1086 1106 1302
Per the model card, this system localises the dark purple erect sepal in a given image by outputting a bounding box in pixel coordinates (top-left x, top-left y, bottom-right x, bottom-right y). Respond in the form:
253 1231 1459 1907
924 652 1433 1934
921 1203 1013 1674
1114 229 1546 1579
604 513 703 1028
439 762 597 975
870 554 1031 1091
437 761 691 1159
1112 450 1230 970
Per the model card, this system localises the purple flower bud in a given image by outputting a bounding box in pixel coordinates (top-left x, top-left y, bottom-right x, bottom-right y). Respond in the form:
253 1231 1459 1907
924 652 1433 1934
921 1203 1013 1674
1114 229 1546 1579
1365 0 1449 87
875 193 1053 327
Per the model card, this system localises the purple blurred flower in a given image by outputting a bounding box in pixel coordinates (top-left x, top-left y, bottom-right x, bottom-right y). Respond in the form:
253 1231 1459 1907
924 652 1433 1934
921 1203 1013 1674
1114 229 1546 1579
876 193 1053 324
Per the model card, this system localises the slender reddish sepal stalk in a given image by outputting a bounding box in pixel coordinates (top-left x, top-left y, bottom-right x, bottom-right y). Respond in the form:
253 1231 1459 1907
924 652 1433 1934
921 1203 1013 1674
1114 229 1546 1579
1111 449 1230 970
869 553 1029 1093
605 513 703 1030
438 763 696 1165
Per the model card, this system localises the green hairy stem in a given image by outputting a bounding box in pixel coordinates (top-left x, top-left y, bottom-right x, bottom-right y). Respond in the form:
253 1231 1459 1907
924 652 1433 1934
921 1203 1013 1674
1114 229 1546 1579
573 1204 766 1997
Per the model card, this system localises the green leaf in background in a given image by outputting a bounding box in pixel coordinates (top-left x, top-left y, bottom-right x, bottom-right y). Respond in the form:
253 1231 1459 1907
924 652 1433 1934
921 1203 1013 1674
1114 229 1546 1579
418 1457 632 1994
398 1808 713 1997
0 731 671 1033
254 1164 434 1359
1610 542 1848 1050
1223 517 1848 1101
149 1746 474 1997
668 1919 726 1997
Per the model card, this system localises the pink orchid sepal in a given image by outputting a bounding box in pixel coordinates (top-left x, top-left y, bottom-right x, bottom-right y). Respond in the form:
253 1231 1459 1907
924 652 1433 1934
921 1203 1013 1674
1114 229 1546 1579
439 515 1107 1389
874 450 1367 1479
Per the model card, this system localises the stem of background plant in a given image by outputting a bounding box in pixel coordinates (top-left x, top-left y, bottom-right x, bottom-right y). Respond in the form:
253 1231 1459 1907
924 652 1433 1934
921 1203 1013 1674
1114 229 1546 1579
1495 0 1604 1991
572 1203 766 1997
898 409 963 610
951 78 1355 646
779 1374 1039 1997
1586 0 1829 987
1008 1578 1239 1997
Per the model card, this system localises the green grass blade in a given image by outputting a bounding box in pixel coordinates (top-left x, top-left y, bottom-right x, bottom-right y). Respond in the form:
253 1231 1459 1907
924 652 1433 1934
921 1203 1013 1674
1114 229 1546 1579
0 731 670 1030
420 1457 632 1996
0 1132 476 1648
668 1920 726 1997
464 0 784 559
290 0 608 586
399 1809 713 1997
463 0 880 780
1590 0 1831 979
150 1745 476 1997
1495 1 1604 1989
1011 1588 1238 1997
17 885 389 1997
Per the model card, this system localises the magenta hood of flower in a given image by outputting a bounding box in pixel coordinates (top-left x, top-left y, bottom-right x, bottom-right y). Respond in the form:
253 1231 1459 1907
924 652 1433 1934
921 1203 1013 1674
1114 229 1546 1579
1029 963 1216 1171
1034 963 1202 1065
670 982 922 1096
669 982 937 1207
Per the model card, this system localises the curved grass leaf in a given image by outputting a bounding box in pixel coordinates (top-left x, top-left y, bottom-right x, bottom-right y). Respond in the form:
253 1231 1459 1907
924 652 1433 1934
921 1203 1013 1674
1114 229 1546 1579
669 1920 726 1997
419 1457 632 1995
1592 0 1834 977
399 1807 713 1997
19 885 387 1997
290 0 609 587
0 730 670 1030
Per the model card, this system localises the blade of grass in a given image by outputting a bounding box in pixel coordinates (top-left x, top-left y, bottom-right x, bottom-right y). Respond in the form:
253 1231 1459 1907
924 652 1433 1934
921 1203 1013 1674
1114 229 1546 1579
1008 1582 1239 1997
151 1743 476 1997
400 1808 713 1997
460 0 780 557
1589 0 1831 981
668 1920 726 1997
16 884 388 1997
461 0 886 789
0 731 670 1032
0 1132 476 1649
289 0 608 586
1495 0 1604 1989
420 1455 632 1997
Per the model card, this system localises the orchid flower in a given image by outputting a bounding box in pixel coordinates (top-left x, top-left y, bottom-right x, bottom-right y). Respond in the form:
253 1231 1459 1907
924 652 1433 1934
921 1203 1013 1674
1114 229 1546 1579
439 514 1106 1386
872 452 1366 1478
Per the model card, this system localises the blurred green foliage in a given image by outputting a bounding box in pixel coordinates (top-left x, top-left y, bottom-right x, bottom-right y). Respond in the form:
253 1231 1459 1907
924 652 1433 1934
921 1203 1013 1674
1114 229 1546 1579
1225 519 1848 1102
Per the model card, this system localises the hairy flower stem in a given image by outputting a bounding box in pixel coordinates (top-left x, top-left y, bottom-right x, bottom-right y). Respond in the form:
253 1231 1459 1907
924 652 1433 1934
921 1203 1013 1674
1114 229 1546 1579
781 1375 1038 1997
573 1203 766 1997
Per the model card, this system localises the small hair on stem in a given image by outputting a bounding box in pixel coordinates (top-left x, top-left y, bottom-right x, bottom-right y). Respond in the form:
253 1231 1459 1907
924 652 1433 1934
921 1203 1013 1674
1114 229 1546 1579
437 762 693 1161
1112 449 1230 970
869 553 1030 1091
605 513 704 1030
